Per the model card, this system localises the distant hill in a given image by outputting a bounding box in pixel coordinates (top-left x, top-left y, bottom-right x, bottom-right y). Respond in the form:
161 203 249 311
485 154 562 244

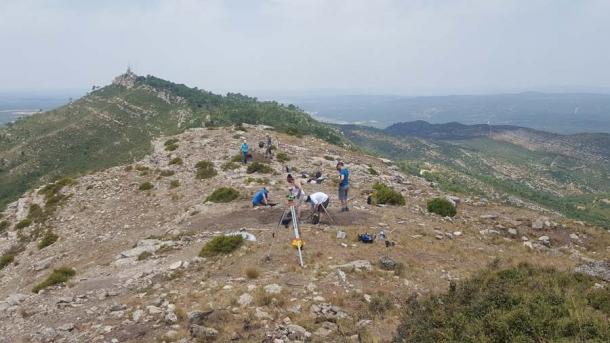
339 121 610 227
384 120 523 140
0 71 344 210
286 92 610 134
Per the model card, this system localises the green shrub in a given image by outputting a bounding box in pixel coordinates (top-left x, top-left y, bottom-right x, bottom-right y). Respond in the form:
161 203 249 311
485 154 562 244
195 160 217 179
135 165 150 172
38 177 77 199
427 197 457 217
199 235 243 257
168 157 183 165
368 166 379 176
246 162 273 174
230 154 243 163
0 220 8 232
124 165 133 172
164 138 179 146
164 138 179 151
368 293 392 317
244 177 269 185
138 182 154 191
276 152 290 163
371 183 405 206
32 267 76 293
27 204 44 222
159 169 175 177
221 161 240 171
283 127 303 137
0 253 15 269
206 187 240 203
394 263 610 342
323 155 335 161
235 123 248 131
38 230 58 249
15 218 32 229
169 180 180 188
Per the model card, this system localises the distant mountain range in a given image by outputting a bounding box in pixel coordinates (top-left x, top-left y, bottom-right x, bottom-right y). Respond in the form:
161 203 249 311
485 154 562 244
281 92 610 134
2 74 609 227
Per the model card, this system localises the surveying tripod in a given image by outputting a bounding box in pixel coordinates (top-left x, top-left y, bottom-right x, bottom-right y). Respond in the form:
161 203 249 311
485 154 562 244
273 196 304 267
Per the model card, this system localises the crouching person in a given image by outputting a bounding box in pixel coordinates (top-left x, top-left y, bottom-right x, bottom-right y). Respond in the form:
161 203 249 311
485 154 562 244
252 187 271 207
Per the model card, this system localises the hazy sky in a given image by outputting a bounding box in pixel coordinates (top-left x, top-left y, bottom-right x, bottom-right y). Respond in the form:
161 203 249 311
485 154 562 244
1 0 609 95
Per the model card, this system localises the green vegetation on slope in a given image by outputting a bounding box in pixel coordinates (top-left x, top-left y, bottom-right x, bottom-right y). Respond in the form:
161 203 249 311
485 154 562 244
394 263 610 342
340 124 610 228
0 73 345 211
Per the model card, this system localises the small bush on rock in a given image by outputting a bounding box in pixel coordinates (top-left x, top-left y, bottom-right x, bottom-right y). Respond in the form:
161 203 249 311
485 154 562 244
138 182 154 191
0 220 8 232
38 230 58 249
169 157 183 165
276 152 290 163
199 235 243 257
205 187 240 203
427 197 457 217
169 180 180 188
195 160 217 179
15 218 32 229
0 253 15 270
246 162 273 174
371 183 405 206
32 267 76 293
159 169 175 177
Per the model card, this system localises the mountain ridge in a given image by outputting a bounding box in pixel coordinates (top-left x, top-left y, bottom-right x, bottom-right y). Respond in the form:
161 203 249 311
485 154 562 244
0 72 344 210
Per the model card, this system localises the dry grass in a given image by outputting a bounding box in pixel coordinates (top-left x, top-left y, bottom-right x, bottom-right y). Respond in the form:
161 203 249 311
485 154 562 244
245 267 260 279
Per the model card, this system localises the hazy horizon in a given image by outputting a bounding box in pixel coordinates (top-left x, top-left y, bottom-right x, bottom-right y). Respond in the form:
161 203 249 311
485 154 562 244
2 0 610 96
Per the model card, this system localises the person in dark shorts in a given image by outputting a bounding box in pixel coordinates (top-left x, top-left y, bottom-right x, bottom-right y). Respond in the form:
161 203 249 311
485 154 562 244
336 162 350 212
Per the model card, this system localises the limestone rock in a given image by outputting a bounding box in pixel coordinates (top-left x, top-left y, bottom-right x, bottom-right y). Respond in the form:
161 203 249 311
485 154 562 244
379 256 397 270
264 283 282 294
335 260 372 272
189 324 218 339
238 293 253 307
575 260 610 282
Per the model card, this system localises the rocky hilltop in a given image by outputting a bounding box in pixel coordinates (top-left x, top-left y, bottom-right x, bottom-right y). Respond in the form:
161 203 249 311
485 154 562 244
1 125 608 342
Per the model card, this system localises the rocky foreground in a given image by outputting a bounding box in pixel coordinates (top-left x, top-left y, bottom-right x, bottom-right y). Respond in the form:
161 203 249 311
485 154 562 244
1 125 609 342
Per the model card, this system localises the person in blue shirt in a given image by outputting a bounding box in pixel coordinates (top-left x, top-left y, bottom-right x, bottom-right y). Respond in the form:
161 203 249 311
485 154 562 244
241 139 249 164
336 162 350 212
252 187 270 207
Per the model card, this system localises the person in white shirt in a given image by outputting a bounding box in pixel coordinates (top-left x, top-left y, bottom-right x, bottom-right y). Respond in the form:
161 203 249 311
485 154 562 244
305 192 330 212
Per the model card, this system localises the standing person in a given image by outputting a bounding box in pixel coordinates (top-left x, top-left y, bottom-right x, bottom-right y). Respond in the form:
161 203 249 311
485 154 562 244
287 174 304 201
287 174 305 218
337 162 350 212
241 139 249 164
265 135 273 157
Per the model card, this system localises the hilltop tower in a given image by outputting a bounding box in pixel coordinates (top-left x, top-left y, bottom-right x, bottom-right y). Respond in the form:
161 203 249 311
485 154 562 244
112 67 137 88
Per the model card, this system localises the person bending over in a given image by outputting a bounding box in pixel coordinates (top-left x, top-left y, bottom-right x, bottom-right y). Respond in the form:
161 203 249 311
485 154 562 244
305 192 330 212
